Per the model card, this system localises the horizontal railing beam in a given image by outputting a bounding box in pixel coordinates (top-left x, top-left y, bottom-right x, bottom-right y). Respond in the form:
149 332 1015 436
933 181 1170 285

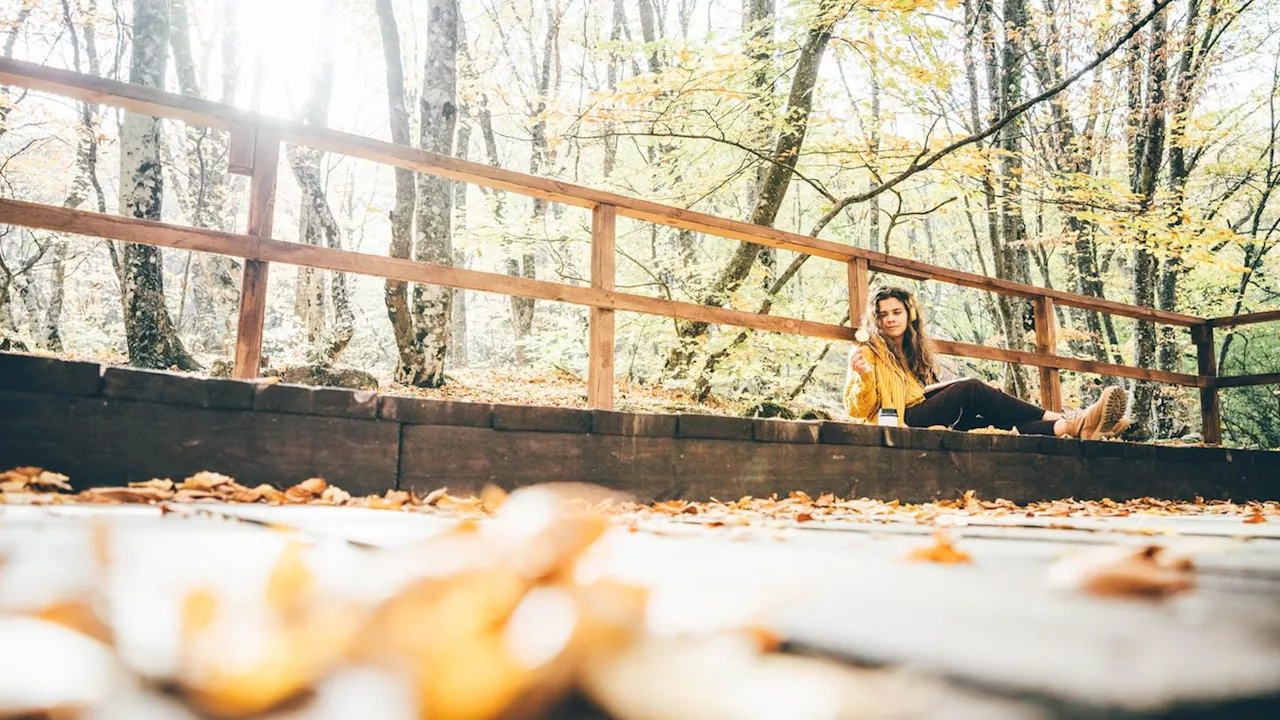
0 197 1195 388
1215 373 1280 388
0 199 854 342
1208 310 1280 328
931 339 1203 388
0 57 1205 328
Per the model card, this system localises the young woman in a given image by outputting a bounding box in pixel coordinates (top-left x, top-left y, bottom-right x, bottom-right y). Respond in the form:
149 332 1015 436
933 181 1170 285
845 286 1130 439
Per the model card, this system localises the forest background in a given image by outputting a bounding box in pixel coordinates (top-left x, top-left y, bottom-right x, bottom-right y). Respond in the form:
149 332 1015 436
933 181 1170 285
0 0 1277 448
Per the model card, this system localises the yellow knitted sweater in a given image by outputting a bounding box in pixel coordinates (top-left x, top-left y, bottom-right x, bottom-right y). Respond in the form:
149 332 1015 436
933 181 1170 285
842 337 927 424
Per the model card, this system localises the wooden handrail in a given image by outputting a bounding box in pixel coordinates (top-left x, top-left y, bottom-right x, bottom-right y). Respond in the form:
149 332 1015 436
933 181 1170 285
0 58 1241 440
0 199 856 341
0 57 1205 326
1216 372 1280 388
1208 309 1280 328
0 198 1206 389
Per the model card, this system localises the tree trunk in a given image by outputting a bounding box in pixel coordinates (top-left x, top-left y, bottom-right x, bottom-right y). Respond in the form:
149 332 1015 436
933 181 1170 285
451 24 472 369
509 2 558 366
373 0 425 382
603 0 626 177
409 0 459 387
991 0 1034 398
665 0 842 378
169 0 241 353
744 0 777 280
1129 7 1169 440
118 0 198 371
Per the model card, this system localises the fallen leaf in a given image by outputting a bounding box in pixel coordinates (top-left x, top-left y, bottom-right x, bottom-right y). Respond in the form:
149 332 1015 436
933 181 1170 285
1047 545 1194 598
285 477 328 503
255 485 286 503
0 467 72 493
480 484 509 513
1244 513 1267 524
319 486 351 505
905 531 972 564
795 512 814 523
31 600 112 644
181 471 237 492
422 487 449 506
130 478 175 492
78 486 171 503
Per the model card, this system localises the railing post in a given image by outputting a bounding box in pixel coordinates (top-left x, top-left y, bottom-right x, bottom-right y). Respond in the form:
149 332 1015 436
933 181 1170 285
1034 296 1062 412
588 204 617 409
1193 323 1222 444
848 258 869 327
230 126 279 380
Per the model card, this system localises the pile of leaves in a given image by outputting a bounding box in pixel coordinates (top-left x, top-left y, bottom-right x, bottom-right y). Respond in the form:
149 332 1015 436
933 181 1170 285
3 468 1274 526
615 490 1277 527
0 480 943 720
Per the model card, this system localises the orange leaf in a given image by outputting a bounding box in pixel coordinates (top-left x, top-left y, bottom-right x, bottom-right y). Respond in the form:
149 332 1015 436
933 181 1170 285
906 531 972 564
1048 545 1193 598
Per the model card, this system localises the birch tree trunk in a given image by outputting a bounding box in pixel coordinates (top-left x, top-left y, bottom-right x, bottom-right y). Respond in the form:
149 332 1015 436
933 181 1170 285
374 0 426 382
118 0 198 371
450 21 472 368
169 0 242 354
289 1 353 365
409 0 459 387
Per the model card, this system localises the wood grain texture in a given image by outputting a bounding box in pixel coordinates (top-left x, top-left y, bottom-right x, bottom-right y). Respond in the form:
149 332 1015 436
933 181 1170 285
1209 309 1280 328
1216 372 1280 388
931 337 1202 387
227 123 255 175
0 198 856 342
0 390 399 495
232 131 280 380
848 258 869 328
1033 297 1062 412
589 204 617 410
1196 326 1223 444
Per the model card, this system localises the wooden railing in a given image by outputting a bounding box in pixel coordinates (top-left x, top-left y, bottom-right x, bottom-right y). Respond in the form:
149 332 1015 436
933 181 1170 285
0 58 1275 445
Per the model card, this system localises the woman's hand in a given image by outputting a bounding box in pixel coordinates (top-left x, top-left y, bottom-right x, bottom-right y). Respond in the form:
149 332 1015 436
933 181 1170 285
849 344 873 376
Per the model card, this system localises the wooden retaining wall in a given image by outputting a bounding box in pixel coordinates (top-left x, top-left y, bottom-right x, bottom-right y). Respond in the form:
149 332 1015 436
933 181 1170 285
1 352 1276 503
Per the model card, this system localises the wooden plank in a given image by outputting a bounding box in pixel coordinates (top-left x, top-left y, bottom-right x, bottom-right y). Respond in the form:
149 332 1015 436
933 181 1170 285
848 258 869 328
0 199 1207 389
227 123 255 175
0 57 1211 326
1033 297 1062 412
0 60 856 262
931 337 1202 387
1216 372 1280 388
0 390 400 495
588 205 617 410
868 256 1202 327
232 132 279 380
1194 325 1222 444
1209 309 1280 328
0 198 856 344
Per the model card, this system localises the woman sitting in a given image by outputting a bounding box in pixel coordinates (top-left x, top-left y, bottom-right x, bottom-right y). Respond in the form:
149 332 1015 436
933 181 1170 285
845 286 1129 439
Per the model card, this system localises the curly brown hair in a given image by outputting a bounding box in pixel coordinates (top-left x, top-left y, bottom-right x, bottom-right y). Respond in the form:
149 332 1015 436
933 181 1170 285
863 286 939 385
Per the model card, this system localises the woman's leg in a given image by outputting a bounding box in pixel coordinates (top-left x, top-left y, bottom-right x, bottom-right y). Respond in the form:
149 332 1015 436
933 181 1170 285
905 379 1060 435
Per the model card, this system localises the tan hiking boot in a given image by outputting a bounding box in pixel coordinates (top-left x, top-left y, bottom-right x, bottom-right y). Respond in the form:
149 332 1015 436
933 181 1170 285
1063 386 1129 440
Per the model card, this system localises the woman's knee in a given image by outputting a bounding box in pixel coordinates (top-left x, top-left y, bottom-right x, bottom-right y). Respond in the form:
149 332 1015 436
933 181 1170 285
955 378 988 396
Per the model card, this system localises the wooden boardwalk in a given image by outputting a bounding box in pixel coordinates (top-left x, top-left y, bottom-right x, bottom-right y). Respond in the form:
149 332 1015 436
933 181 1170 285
2 499 1277 718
